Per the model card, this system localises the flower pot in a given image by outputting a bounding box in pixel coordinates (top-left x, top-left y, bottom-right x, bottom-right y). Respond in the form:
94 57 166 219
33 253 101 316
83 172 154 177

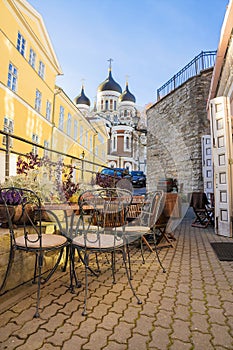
13 204 35 225
0 204 15 226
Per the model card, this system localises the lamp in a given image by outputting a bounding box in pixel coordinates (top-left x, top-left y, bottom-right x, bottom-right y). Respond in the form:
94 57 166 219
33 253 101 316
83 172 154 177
80 150 85 159
80 151 85 180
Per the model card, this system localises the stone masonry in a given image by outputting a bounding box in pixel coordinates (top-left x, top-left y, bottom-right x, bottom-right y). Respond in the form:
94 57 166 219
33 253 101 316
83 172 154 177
146 68 213 196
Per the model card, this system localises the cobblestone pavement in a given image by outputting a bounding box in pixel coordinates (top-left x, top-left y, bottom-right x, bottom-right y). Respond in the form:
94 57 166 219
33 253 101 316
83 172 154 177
0 212 232 350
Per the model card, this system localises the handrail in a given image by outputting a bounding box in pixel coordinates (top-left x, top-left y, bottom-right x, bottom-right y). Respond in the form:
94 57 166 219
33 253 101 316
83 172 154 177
0 130 106 180
156 51 217 101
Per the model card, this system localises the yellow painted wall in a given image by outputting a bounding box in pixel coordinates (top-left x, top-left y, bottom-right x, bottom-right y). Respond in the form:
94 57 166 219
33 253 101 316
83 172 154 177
0 0 108 184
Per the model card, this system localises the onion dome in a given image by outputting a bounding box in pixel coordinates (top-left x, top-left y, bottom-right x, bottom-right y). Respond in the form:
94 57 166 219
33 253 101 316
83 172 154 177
98 68 122 93
74 85 90 106
119 82 136 103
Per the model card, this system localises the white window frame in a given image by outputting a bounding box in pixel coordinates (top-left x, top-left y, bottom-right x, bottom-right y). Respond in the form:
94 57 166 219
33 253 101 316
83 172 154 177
67 113 72 136
46 100 51 121
59 106 64 130
7 63 18 92
32 133 39 155
38 60 45 79
35 89 42 112
29 48 36 68
17 31 26 56
44 140 49 157
74 120 78 140
2 117 14 148
80 126 83 144
124 132 131 151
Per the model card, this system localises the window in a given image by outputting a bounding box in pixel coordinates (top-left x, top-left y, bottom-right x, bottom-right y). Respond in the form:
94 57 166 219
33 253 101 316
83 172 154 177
32 133 39 155
124 132 131 151
45 100 51 120
101 100 104 111
85 131 88 147
67 113 72 136
112 132 117 152
2 117 14 147
110 99 113 110
105 100 108 110
17 31 26 56
29 48 36 68
114 101 117 110
44 140 49 157
74 120 78 140
90 135 93 152
7 63 18 92
35 89 42 112
59 106 64 130
80 126 83 144
38 60 45 79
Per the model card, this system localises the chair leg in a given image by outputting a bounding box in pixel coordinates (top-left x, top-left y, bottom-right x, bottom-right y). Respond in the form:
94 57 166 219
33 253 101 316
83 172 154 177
82 252 89 316
69 247 82 293
0 239 14 293
152 234 166 273
121 247 142 305
33 252 43 318
41 247 66 284
62 245 69 272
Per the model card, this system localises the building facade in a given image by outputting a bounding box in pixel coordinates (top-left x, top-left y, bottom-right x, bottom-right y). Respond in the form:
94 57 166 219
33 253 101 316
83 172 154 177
0 0 108 183
207 0 233 237
75 62 147 173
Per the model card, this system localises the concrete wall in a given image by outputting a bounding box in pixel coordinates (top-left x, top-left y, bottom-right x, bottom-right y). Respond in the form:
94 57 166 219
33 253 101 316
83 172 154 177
147 68 213 198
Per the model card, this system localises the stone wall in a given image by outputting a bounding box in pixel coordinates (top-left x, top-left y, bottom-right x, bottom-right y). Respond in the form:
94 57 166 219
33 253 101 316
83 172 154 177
147 68 213 196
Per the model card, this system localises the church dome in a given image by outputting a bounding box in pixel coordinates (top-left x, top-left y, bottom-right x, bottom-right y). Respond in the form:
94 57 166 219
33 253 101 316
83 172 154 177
119 82 136 103
98 68 122 93
74 86 90 106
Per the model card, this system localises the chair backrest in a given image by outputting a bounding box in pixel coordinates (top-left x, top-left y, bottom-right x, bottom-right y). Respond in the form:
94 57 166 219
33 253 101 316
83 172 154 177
78 188 133 228
0 187 42 245
190 192 209 210
134 190 164 228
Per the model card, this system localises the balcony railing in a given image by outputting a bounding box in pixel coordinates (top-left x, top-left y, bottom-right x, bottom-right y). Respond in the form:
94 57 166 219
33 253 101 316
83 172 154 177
156 51 217 101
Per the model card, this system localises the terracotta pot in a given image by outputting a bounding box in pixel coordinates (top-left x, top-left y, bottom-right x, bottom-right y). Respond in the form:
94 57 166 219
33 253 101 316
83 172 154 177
13 204 35 225
0 204 15 225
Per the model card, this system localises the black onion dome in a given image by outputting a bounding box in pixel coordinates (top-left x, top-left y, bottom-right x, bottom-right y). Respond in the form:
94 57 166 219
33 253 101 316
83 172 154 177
75 86 90 106
119 82 136 103
98 69 122 93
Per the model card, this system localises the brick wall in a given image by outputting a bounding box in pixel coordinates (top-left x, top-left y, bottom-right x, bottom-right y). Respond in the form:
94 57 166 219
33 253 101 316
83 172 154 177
146 68 213 196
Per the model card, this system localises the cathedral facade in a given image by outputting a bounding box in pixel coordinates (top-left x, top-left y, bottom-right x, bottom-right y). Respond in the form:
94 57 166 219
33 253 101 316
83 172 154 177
74 62 147 173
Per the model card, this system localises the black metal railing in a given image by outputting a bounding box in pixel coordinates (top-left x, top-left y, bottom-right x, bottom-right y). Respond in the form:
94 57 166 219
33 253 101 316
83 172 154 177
156 51 217 101
0 130 107 181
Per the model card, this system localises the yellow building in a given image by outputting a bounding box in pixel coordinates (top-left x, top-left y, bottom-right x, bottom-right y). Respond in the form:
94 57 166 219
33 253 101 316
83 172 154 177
0 0 108 183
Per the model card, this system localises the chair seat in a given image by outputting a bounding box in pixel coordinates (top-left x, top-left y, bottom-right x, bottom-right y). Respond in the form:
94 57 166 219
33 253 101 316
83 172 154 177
15 234 67 249
116 225 150 235
73 232 124 249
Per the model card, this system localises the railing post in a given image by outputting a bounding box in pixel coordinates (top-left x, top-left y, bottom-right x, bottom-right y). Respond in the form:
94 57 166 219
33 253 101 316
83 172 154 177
5 133 10 178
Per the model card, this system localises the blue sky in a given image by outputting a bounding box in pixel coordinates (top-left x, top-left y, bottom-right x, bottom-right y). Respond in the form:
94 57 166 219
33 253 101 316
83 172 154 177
28 0 228 108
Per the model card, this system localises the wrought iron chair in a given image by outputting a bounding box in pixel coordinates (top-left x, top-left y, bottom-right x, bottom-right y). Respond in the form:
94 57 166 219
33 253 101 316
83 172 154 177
123 190 166 272
0 187 69 318
190 191 214 228
69 187 142 316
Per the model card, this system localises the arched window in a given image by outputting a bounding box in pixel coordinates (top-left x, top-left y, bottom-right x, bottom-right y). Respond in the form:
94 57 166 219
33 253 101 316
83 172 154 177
124 132 131 151
110 99 113 110
114 101 117 110
105 100 108 110
101 99 104 111
112 131 117 152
